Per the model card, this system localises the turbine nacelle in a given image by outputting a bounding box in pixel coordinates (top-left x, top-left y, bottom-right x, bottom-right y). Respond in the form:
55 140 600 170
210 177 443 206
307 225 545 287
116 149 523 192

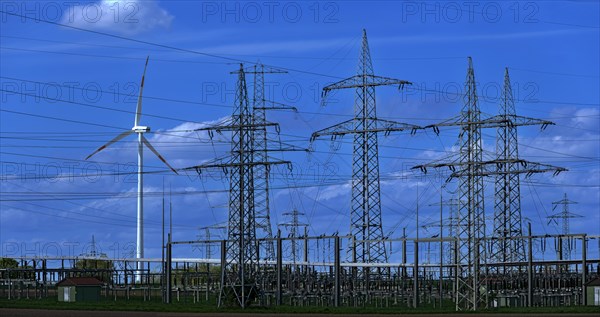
132 126 150 133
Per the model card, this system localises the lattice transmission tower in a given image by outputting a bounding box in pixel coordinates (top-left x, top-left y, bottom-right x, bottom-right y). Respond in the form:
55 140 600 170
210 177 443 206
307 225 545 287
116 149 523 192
311 29 417 264
279 209 308 263
246 63 296 261
197 223 226 259
414 58 566 310
423 198 461 265
185 64 290 308
548 193 582 261
491 68 529 266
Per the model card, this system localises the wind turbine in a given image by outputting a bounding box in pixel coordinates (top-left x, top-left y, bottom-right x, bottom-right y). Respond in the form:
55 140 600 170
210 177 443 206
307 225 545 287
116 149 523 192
85 57 178 281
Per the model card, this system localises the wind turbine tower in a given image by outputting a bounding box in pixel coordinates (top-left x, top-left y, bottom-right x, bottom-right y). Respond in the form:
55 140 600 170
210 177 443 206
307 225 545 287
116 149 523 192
85 57 178 281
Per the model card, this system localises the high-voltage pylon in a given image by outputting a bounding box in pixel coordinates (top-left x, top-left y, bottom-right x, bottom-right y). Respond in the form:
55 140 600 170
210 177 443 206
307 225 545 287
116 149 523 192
423 198 461 265
453 57 487 311
491 68 529 267
197 223 226 259
548 193 582 261
311 29 417 264
279 209 308 262
413 58 566 311
246 63 296 261
184 64 290 308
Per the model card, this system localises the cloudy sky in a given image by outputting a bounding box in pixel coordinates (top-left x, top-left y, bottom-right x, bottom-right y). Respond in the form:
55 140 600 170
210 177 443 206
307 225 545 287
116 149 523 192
0 0 598 262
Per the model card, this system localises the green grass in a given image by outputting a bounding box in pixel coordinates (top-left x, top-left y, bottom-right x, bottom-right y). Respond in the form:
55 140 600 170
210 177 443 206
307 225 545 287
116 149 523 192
1 298 599 314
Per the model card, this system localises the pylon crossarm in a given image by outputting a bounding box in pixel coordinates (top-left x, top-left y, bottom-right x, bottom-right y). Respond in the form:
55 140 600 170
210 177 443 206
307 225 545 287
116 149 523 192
311 118 419 141
425 114 554 134
321 75 412 106
411 155 460 174
310 119 357 141
376 118 421 135
192 160 290 171
444 160 567 178
323 74 411 92
267 140 309 152
481 114 554 129
423 115 463 134
255 100 297 112
242 65 287 74
192 121 279 134
183 158 290 174
548 211 583 219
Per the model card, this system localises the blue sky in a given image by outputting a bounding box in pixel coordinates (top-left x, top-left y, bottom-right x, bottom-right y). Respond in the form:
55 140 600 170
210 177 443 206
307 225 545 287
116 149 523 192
0 0 599 262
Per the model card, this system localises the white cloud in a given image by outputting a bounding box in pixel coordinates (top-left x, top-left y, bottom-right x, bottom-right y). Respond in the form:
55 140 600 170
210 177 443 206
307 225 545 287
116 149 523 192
571 107 600 129
62 0 173 35
150 118 230 145
317 182 351 201
373 29 591 45
197 37 352 55
148 117 231 168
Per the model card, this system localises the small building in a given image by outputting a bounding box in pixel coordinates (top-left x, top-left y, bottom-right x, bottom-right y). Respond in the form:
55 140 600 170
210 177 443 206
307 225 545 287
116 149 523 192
56 277 103 302
587 278 600 306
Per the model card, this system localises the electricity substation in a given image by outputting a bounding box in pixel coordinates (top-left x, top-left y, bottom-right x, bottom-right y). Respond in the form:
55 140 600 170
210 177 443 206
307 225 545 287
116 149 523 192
1 30 599 312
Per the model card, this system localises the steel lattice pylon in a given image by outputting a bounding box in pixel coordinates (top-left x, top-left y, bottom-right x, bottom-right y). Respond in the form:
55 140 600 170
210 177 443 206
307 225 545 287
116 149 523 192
251 64 272 260
415 58 489 310
247 64 294 261
279 209 308 263
548 193 582 261
222 65 258 307
198 223 226 259
455 57 488 311
492 68 526 266
423 198 461 266
184 64 290 308
311 29 415 264
413 59 566 310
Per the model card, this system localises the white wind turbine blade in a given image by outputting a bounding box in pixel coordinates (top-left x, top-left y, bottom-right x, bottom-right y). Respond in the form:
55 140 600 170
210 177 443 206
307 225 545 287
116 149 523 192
85 130 134 160
141 135 179 174
134 56 150 126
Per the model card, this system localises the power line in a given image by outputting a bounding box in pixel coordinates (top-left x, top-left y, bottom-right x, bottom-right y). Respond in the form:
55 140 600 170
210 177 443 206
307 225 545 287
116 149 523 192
509 67 599 79
0 35 467 62
0 108 126 130
0 46 231 65
0 10 343 80
3 74 597 127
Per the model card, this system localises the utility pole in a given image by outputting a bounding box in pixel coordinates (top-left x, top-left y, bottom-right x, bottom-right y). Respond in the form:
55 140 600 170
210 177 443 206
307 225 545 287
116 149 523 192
311 29 417 265
161 183 165 303
414 185 419 308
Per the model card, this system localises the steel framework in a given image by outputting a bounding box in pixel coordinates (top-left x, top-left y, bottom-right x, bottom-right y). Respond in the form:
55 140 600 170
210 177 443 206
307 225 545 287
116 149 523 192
184 64 290 308
491 68 529 267
548 193 582 261
247 63 295 261
311 29 416 264
455 57 487 311
279 209 308 263
413 58 566 310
